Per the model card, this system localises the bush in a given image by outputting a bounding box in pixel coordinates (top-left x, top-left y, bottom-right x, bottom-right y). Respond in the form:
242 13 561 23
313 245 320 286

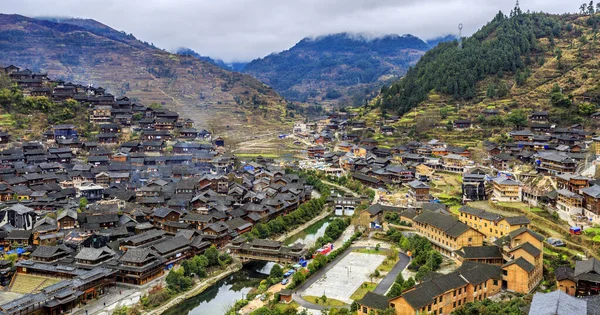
166 268 193 293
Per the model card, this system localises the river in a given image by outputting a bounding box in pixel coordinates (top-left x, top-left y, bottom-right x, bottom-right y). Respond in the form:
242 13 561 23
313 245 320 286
283 215 331 247
162 261 272 315
164 216 333 315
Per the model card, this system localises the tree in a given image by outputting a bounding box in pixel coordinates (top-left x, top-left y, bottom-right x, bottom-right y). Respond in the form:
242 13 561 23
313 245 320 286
426 250 443 270
321 294 328 304
582 3 589 14
291 270 306 286
505 109 528 128
204 245 220 267
415 265 432 282
78 197 88 211
270 264 284 279
579 102 597 116
375 244 381 252
166 268 192 292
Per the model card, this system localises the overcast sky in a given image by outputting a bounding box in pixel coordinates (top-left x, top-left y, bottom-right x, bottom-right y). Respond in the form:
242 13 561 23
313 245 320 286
1 0 575 62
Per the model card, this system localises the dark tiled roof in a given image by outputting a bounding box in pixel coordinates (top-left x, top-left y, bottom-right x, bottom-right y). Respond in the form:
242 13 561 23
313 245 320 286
508 242 541 257
458 206 502 221
504 216 530 226
502 257 534 273
555 266 574 281
401 272 468 309
357 292 389 311
456 246 502 259
413 210 471 238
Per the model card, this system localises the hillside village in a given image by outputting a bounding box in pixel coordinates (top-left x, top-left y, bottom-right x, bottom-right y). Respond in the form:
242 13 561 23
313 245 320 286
3 6 600 315
0 66 326 315
292 104 600 314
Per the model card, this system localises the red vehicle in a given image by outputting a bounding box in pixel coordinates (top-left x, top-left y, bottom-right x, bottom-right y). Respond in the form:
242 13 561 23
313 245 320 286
570 226 582 235
312 243 333 259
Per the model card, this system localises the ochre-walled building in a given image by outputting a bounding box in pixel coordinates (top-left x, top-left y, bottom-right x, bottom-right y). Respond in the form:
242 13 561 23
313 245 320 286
413 210 485 258
458 206 530 243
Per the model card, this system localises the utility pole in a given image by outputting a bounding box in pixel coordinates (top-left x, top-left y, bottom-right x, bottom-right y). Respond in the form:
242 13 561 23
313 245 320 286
458 23 464 49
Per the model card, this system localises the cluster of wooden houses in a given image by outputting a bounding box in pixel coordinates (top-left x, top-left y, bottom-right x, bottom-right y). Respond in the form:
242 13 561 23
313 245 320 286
0 66 321 315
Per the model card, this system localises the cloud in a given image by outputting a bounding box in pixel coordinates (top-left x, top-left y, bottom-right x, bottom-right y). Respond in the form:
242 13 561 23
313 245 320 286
0 0 575 62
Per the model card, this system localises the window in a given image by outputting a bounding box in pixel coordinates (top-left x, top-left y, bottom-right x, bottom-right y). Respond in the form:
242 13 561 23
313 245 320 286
458 288 462 294
453 302 456 308
453 290 456 297
434 297 437 305
428 305 432 312
503 270 508 276
439 296 443 303
391 303 395 308
484 282 487 288
362 307 367 313
458 300 461 306
485 223 487 227
468 237 472 242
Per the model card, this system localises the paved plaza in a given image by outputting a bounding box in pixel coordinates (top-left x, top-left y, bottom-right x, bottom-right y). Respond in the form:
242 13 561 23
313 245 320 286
302 252 385 304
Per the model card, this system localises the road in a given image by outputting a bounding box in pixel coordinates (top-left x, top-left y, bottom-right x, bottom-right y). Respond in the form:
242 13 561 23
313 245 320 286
292 246 409 310
373 251 410 295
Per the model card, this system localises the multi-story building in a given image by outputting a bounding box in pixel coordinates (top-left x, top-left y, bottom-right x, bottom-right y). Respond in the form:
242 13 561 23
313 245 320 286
407 180 430 206
413 210 485 257
581 185 600 224
458 206 530 242
556 188 584 221
495 228 544 294
462 173 487 202
441 154 469 173
556 174 590 192
492 177 522 202
383 262 502 315
536 152 577 174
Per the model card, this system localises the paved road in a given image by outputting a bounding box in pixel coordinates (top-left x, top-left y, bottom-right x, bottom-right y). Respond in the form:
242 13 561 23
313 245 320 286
292 246 409 310
373 251 410 295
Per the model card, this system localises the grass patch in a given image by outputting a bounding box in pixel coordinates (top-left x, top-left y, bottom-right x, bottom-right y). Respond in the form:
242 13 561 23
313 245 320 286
377 256 399 273
449 205 461 215
354 248 386 255
349 282 378 301
303 295 347 307
274 301 299 312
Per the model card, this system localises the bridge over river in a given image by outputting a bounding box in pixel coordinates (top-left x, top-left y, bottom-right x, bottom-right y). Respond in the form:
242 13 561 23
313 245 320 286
227 237 308 264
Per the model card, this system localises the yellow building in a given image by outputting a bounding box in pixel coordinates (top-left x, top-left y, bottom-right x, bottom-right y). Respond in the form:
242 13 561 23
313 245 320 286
495 228 544 294
492 177 522 202
458 206 530 242
386 262 502 315
413 210 485 257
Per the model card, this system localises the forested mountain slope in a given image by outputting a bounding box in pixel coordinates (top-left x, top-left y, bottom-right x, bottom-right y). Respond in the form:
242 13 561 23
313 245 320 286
243 33 432 107
378 8 600 136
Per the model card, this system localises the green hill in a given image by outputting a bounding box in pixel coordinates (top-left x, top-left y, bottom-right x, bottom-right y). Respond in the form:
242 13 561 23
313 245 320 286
378 7 600 141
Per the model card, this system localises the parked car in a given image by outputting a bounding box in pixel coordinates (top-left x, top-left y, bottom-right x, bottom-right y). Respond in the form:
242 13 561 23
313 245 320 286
546 238 565 247
281 278 289 285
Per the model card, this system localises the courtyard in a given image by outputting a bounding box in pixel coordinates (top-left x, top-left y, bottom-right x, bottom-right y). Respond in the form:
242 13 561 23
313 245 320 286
301 252 385 304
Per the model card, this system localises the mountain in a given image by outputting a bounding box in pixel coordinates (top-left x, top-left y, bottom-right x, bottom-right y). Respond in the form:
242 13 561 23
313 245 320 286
176 48 248 72
0 14 289 136
378 10 600 141
242 32 431 106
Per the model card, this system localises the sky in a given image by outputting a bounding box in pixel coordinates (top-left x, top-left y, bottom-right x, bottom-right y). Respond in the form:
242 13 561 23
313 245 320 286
1 0 575 62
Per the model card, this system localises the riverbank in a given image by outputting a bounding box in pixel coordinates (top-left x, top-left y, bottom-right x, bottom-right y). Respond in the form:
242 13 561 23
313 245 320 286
147 262 243 315
274 207 332 242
